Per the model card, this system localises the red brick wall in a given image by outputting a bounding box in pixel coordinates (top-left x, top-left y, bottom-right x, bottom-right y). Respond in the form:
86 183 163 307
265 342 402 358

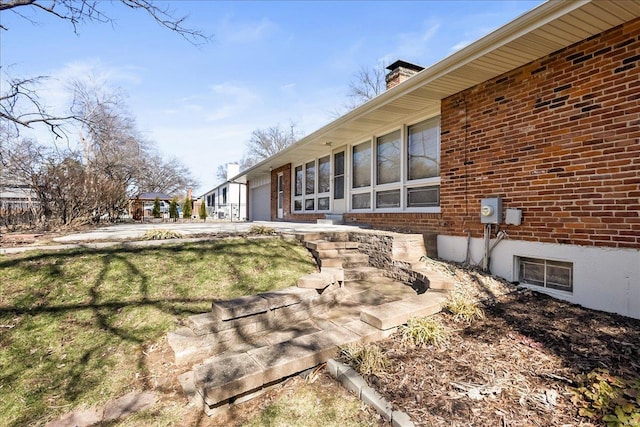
440 17 640 248
270 164 291 220
265 19 640 249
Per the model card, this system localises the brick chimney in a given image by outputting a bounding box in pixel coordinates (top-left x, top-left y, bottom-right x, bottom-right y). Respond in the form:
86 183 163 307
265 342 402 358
385 60 425 90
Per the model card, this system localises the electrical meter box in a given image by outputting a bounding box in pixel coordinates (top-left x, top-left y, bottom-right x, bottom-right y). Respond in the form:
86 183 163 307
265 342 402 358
480 197 502 224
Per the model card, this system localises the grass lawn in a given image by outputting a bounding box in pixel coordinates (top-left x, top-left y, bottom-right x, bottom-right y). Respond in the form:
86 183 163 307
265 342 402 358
0 237 317 427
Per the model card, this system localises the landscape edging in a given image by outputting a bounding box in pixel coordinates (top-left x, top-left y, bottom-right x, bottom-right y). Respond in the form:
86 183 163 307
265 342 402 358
326 358 415 427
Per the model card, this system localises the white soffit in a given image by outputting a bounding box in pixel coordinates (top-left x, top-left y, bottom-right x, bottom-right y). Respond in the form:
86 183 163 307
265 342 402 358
238 0 640 183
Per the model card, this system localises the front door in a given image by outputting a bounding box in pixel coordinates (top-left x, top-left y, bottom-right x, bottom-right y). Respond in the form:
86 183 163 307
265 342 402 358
277 173 284 219
332 148 346 214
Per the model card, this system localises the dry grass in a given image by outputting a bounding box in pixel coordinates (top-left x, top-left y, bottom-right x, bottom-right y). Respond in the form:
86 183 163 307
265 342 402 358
442 293 485 323
339 344 390 376
401 316 449 348
142 229 185 240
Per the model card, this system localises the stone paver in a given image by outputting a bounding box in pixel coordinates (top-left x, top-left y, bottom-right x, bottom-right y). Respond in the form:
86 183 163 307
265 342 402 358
212 295 269 320
44 408 102 427
103 391 157 421
163 230 453 416
195 353 265 405
359 291 446 330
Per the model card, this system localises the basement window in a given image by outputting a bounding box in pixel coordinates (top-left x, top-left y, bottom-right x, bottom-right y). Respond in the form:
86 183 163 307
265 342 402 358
518 257 573 292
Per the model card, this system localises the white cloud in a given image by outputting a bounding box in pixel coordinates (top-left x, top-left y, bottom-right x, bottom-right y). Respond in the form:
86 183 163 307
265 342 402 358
380 20 441 64
204 83 261 122
450 40 472 52
219 15 278 44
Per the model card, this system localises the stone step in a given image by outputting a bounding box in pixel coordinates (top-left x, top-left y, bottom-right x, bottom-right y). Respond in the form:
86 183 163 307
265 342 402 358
297 272 335 289
193 325 362 409
191 286 342 335
412 267 456 291
345 266 385 281
305 240 360 251
168 320 325 366
212 287 319 321
359 291 447 330
313 248 361 258
316 252 369 268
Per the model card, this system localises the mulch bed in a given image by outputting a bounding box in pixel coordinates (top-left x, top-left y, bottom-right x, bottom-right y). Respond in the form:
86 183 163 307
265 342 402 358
367 290 640 426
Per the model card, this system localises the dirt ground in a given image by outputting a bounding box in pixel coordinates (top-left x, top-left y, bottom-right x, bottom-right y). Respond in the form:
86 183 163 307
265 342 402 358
355 261 640 427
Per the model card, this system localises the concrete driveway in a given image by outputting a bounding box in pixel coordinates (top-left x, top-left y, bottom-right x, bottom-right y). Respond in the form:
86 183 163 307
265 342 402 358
52 221 363 243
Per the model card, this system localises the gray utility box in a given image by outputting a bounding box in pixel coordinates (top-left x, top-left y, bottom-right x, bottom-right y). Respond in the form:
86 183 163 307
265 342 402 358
480 197 502 224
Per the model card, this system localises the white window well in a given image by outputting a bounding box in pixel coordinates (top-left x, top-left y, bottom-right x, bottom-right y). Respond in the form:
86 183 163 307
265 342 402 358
518 256 573 292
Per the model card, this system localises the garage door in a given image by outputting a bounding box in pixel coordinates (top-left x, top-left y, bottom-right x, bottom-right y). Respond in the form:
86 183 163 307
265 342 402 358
249 183 271 221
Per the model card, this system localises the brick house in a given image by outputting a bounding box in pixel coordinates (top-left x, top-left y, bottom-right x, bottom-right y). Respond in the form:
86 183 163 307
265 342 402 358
232 0 640 319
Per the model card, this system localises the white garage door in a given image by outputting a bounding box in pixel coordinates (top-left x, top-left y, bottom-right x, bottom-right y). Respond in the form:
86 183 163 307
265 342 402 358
249 183 271 221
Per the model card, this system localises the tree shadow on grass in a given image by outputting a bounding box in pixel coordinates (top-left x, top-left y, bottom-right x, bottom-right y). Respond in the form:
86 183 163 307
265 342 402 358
0 238 316 427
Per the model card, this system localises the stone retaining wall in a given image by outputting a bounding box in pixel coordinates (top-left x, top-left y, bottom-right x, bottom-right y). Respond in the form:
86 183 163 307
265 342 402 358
348 232 430 292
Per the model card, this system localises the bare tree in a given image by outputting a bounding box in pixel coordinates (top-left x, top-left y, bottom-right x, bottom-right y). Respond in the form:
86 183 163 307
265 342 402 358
329 63 387 118
243 124 301 168
0 0 209 137
347 64 386 107
2 81 197 226
137 153 198 196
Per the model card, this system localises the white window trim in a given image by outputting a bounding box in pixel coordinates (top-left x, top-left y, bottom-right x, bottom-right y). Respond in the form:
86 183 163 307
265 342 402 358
292 157 332 213
346 116 441 214
516 255 574 294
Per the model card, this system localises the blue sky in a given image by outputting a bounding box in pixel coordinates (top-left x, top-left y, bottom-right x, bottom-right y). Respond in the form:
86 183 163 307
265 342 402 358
2 0 542 194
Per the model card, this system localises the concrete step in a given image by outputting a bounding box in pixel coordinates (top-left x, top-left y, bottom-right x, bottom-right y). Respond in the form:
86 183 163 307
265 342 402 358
168 320 326 366
345 266 385 281
359 291 448 330
297 272 335 289
192 325 362 409
305 240 360 251
412 267 456 291
191 286 343 335
313 248 361 258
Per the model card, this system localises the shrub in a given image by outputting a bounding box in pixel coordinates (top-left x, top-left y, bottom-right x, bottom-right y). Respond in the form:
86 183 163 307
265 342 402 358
152 197 161 218
442 293 485 323
142 229 184 240
182 198 192 218
401 316 449 348
169 198 178 220
339 343 389 376
198 201 207 220
249 225 276 235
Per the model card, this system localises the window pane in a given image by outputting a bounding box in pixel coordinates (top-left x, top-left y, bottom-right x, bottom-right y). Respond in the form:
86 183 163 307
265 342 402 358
407 186 440 207
519 258 545 286
408 118 440 180
318 156 330 193
295 166 303 196
305 198 315 211
377 130 401 185
294 200 302 211
318 197 330 211
305 161 315 195
351 193 370 209
547 261 573 291
334 176 344 200
376 190 400 208
334 151 344 175
352 142 371 188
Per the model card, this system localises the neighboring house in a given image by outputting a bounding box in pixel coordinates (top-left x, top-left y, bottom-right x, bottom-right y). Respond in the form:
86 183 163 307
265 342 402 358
129 192 173 220
232 0 640 319
0 178 37 225
201 164 248 221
